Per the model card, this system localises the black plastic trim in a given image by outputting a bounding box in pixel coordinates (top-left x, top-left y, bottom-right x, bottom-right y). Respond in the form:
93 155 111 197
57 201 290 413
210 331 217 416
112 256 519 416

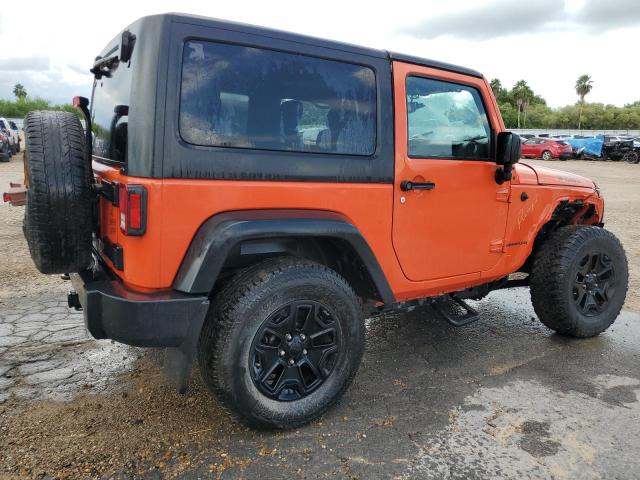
173 210 396 305
102 240 124 270
71 268 209 348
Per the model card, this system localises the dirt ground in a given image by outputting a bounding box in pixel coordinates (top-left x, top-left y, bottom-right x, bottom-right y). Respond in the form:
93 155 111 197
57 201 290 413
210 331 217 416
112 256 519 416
1 153 640 479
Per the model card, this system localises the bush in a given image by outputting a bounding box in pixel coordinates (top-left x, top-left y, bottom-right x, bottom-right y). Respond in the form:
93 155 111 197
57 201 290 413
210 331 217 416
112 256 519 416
0 98 80 120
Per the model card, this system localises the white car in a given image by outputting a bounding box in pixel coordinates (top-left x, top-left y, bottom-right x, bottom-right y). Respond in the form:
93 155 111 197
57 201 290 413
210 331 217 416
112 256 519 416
0 118 19 154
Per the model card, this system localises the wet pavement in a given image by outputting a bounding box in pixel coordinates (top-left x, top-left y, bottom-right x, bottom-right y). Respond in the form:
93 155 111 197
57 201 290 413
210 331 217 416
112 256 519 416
0 296 133 404
1 287 639 479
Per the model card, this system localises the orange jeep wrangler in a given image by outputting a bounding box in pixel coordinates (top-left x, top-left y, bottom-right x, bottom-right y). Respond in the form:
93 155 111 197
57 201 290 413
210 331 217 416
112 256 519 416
16 14 627 429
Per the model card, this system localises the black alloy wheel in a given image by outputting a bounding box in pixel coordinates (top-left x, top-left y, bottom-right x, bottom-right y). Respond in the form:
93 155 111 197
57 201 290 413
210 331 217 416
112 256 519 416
572 251 616 316
249 300 342 401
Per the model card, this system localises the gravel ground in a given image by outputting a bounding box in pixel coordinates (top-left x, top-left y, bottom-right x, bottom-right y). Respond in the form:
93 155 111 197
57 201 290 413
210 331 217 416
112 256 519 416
1 153 639 479
0 152 68 303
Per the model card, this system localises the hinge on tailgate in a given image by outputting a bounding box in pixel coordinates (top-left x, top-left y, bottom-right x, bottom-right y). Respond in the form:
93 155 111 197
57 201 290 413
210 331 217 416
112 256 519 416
496 188 510 203
92 180 118 206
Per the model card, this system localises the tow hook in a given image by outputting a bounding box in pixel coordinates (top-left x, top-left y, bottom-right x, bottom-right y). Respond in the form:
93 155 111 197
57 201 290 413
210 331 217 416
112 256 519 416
67 291 82 311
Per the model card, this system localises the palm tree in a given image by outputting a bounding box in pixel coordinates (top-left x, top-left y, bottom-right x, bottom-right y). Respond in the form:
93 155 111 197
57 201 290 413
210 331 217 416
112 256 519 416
575 75 593 130
512 80 533 128
13 83 27 100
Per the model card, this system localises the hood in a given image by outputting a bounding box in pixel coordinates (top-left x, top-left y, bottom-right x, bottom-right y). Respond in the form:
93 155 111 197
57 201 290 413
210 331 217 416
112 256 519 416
518 162 595 189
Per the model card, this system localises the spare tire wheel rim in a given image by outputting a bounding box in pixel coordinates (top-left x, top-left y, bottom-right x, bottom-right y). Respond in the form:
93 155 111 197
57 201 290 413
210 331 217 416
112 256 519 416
573 251 616 316
249 300 342 401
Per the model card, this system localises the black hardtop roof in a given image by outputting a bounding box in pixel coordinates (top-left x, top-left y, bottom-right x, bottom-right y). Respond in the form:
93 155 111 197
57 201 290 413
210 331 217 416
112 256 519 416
155 12 483 79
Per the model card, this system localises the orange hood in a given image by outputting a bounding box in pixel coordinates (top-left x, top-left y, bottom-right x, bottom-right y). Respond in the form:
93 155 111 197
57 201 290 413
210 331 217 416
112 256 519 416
518 163 595 189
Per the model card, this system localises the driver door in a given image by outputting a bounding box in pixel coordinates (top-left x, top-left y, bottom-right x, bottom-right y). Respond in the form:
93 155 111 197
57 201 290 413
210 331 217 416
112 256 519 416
391 62 509 282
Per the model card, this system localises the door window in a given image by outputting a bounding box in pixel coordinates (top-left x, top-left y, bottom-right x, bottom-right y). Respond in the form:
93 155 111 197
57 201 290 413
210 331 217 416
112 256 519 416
406 76 490 159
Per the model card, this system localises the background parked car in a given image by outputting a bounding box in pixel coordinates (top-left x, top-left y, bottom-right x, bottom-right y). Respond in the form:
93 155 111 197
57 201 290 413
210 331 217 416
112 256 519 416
0 131 10 161
0 118 18 154
8 121 20 152
521 138 573 160
602 135 636 162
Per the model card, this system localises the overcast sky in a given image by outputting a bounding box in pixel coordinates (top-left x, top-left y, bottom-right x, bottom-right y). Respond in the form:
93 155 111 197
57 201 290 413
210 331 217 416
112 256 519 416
0 0 638 108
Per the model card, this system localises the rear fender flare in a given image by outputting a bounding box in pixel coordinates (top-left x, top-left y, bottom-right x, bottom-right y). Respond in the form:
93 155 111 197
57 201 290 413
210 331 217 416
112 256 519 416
173 210 395 306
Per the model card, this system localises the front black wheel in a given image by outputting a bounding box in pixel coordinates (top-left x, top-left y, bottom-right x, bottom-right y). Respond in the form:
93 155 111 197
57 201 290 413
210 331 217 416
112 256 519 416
530 226 628 338
198 257 365 429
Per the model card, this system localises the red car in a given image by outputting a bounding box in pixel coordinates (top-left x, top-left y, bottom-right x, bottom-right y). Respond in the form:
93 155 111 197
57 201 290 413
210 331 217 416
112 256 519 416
521 138 573 160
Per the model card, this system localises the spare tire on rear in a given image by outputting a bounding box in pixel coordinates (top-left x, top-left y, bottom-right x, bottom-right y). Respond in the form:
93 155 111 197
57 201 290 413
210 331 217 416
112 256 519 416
23 111 93 274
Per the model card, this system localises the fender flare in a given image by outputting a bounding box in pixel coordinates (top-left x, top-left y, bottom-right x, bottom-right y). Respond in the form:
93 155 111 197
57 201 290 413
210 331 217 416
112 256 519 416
173 209 396 305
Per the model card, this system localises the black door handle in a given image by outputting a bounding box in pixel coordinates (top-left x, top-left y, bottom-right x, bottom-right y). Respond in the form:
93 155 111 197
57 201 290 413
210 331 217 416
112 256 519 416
400 180 436 191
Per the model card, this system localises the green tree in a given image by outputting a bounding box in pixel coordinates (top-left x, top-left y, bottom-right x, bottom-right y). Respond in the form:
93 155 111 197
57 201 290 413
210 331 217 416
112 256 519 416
575 74 593 130
489 78 507 103
13 83 27 101
511 80 534 128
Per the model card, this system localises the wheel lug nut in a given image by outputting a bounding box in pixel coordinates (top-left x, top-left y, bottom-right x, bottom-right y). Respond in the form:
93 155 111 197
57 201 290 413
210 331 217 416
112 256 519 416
300 334 306 341
288 358 295 365
285 334 292 341
303 349 307 355
279 350 286 357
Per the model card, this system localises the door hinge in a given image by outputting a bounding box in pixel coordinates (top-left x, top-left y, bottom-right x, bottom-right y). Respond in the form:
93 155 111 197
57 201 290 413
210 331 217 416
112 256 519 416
489 239 504 253
496 188 510 203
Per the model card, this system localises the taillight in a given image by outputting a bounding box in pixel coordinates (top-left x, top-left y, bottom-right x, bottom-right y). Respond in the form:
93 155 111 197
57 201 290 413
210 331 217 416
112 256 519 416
118 184 147 236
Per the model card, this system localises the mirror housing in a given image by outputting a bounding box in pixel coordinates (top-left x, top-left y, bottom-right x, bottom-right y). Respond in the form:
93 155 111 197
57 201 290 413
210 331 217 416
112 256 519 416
495 132 521 184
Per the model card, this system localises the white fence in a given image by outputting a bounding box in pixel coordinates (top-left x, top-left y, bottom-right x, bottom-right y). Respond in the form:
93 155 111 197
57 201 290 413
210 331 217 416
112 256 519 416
511 128 640 137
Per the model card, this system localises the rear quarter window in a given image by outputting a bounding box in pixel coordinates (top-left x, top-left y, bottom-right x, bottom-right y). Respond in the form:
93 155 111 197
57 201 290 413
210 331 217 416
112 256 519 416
91 59 133 163
179 41 377 156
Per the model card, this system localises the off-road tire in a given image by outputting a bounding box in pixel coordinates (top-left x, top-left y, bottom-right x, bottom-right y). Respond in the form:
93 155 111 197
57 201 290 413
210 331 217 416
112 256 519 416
198 257 365 429
530 225 628 338
541 150 552 161
23 111 93 274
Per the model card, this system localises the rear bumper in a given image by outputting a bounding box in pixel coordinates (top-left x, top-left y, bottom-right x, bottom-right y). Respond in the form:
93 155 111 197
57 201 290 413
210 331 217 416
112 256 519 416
70 267 209 348
559 152 572 159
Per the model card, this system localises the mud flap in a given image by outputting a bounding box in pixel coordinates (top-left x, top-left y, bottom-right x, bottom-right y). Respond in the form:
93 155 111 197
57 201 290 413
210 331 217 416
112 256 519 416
163 301 209 394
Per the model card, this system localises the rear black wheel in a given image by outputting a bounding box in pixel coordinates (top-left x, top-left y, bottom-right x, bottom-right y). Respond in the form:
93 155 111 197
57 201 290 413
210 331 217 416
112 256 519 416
198 257 365 429
530 226 628 338
249 300 343 402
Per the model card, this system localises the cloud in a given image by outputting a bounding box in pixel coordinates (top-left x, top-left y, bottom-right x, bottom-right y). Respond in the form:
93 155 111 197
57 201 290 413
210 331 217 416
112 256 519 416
400 0 563 40
400 0 640 40
574 0 640 31
0 55 50 71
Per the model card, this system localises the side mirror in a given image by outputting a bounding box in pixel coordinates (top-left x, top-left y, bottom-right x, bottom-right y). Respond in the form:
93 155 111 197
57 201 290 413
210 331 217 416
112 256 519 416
495 132 521 184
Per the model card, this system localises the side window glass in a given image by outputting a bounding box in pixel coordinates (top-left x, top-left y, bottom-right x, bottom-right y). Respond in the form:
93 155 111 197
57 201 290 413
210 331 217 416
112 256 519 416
179 41 377 156
406 76 491 159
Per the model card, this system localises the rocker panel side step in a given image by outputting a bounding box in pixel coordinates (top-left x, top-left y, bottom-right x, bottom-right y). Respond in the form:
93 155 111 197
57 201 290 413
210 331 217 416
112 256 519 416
431 295 480 327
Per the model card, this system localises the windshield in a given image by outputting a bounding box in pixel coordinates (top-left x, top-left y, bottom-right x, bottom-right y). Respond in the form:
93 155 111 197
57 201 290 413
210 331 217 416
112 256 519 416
90 58 133 163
